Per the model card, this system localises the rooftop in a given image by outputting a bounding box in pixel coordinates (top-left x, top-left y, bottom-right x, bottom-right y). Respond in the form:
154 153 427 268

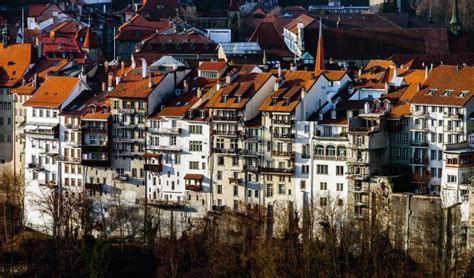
23 76 81 108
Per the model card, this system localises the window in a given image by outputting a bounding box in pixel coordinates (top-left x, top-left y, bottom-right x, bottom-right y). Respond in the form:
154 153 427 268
278 184 286 194
336 183 343 191
320 182 327 190
189 141 202 152
336 166 344 175
189 125 203 134
320 197 327 206
301 165 309 174
447 175 457 183
233 185 238 196
217 171 222 180
217 184 222 194
326 145 335 157
132 168 137 177
189 161 199 170
300 180 306 190
218 156 224 165
442 90 453 96
266 184 273 197
316 164 328 174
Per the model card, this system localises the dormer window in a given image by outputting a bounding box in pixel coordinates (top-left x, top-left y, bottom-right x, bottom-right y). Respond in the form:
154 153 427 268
221 94 228 103
188 110 193 118
236 96 241 103
426 89 437 95
458 90 470 98
271 97 278 106
200 110 205 118
442 90 453 96
103 106 109 113
283 98 290 106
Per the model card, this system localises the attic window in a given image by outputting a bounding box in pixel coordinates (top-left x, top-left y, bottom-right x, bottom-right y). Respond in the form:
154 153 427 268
7 61 14 66
458 91 470 98
188 110 193 118
283 98 290 106
221 95 228 103
271 97 278 106
442 90 453 96
236 96 241 103
426 89 437 95
200 110 205 118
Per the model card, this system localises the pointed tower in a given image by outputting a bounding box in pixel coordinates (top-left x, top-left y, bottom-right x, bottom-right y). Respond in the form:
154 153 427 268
314 19 324 76
82 27 100 60
450 0 462 36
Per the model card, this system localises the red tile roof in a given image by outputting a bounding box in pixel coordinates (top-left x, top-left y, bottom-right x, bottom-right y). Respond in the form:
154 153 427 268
115 14 171 41
0 44 32 88
198 61 227 72
23 76 81 108
107 69 165 99
249 21 291 57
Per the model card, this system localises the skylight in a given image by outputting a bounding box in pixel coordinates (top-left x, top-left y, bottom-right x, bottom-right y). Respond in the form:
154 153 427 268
442 90 453 96
426 89 437 95
458 91 470 98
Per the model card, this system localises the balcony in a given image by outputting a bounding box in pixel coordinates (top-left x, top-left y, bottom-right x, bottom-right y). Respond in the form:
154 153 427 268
261 167 294 175
410 124 427 130
411 110 430 117
148 127 181 135
82 126 108 133
244 165 259 172
40 149 59 156
214 148 239 155
59 156 81 163
272 118 292 125
411 140 428 147
313 155 347 161
64 123 80 130
229 177 243 185
143 199 185 208
115 136 136 143
27 163 45 171
313 133 348 141
348 126 380 133
443 112 462 119
411 156 429 165
144 163 162 172
185 184 203 191
81 144 108 152
272 133 294 139
347 174 369 180
212 130 240 137
113 174 129 182
212 115 242 121
243 134 261 141
64 140 81 147
240 149 263 156
271 150 295 158
443 126 463 133
81 158 109 167
39 181 57 188
347 157 370 164
24 126 59 139
148 145 182 152
120 108 136 114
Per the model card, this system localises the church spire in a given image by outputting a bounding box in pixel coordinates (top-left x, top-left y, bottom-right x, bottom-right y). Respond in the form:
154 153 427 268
450 0 462 35
314 19 324 76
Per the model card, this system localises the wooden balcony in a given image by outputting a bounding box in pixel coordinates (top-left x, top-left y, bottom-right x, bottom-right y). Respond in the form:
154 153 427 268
144 164 162 172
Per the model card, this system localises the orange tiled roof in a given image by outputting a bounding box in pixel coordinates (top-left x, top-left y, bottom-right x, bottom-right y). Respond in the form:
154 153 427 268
259 71 315 113
107 69 165 99
410 65 474 106
23 76 81 108
206 72 273 109
316 69 347 81
0 44 32 88
198 61 227 72
387 100 410 119
285 14 315 34
82 27 100 49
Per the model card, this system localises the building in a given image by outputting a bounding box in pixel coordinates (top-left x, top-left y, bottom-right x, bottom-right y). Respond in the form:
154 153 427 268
23 76 89 234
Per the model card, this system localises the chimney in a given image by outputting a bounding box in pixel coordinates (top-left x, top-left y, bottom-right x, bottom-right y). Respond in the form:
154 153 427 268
364 102 370 114
101 82 106 92
149 73 154 88
274 78 281 91
393 66 398 78
225 74 232 84
197 87 202 98
384 82 389 94
121 61 125 75
300 88 306 100
430 63 434 71
32 73 38 88
183 79 189 92
358 67 362 77
141 58 148 78
104 61 109 72
115 76 121 86
216 81 221 91
417 83 421 92
107 73 114 91
131 54 136 69
425 65 430 80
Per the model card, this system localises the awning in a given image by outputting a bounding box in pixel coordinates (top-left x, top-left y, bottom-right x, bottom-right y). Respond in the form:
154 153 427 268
184 174 204 181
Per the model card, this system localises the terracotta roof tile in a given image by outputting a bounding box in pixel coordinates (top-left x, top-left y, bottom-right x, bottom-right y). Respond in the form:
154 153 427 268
0 44 32 88
107 69 165 99
23 76 81 108
198 61 227 72
206 72 273 109
410 65 474 107
285 14 315 34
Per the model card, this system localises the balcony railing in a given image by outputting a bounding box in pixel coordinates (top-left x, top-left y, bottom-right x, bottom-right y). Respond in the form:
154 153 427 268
148 127 181 135
185 184 202 191
410 124 427 130
27 163 45 171
59 156 81 163
443 112 462 119
271 150 295 157
348 126 380 133
229 178 243 185
214 148 239 155
148 145 182 152
272 118 292 125
240 149 263 156
64 123 80 130
272 133 294 139
411 140 428 147
443 126 463 133
411 156 429 164
212 115 242 121
212 130 240 136
82 126 108 133
120 108 136 114
113 174 129 182
244 165 259 172
313 155 346 161
39 181 57 188
261 167 294 174
144 164 162 172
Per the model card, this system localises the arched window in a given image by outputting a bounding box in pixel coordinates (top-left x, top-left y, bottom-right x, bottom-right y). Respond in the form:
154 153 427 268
326 145 335 157
314 145 324 156
337 146 347 158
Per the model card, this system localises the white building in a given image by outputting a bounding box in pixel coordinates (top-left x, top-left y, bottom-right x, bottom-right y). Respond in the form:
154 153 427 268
23 76 89 234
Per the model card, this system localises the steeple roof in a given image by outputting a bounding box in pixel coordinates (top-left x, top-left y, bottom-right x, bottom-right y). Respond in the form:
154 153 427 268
314 20 324 75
